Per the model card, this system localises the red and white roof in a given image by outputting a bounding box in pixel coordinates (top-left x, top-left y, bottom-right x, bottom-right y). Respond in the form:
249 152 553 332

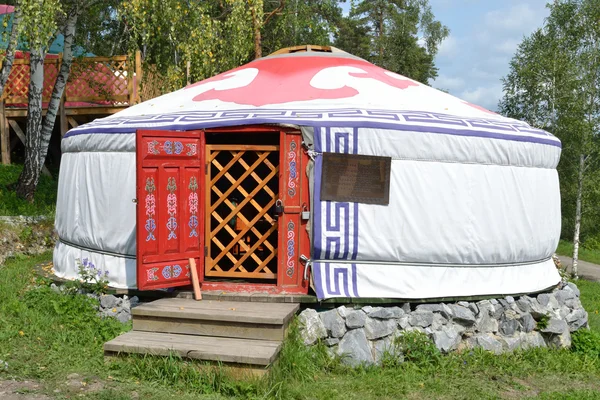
117 51 497 119
67 49 559 149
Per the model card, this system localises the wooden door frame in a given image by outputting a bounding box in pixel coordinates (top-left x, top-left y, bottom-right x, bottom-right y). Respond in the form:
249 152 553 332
197 125 310 294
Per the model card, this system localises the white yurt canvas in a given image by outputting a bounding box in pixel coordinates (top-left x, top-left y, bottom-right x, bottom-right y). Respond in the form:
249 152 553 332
53 47 562 300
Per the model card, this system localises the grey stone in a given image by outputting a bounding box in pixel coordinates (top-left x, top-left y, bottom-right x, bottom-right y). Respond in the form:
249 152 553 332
566 309 588 331
369 308 396 319
519 313 536 333
346 310 367 329
432 325 462 353
505 296 515 304
475 312 498 333
523 331 547 348
400 303 411 313
555 288 575 305
439 304 454 319
545 330 572 348
398 316 411 329
474 334 503 354
337 306 349 318
50 283 61 293
529 300 550 320
499 318 519 336
130 296 140 308
498 299 510 309
547 294 560 310
371 337 395 364
491 304 504 319
558 306 570 319
516 296 534 313
541 318 569 335
565 297 582 309
415 304 442 313
490 299 499 305
477 300 494 316
324 338 340 347
362 306 374 313
448 304 476 326
408 311 434 328
320 309 346 338
100 295 120 309
458 301 470 308
364 317 396 340
431 313 447 330
388 306 405 318
567 282 580 297
116 310 130 324
537 293 550 307
337 328 374 366
500 335 522 352
298 309 327 345
468 303 479 315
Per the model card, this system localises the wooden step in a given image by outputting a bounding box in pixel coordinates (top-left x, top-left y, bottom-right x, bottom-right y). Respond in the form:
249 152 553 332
104 331 282 367
132 299 299 340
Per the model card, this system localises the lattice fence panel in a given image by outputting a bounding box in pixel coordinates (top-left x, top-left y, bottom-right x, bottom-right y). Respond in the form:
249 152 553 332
205 145 280 281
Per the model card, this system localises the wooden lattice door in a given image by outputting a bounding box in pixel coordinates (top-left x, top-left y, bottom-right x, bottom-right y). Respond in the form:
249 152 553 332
205 145 280 282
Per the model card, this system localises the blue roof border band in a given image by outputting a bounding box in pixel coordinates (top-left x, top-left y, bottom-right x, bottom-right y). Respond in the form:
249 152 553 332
64 108 561 148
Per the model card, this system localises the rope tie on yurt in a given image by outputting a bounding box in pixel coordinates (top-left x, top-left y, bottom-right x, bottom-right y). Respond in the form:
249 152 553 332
58 237 136 259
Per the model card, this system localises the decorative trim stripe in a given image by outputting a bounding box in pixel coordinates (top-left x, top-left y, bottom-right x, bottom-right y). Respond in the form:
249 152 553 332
64 108 561 148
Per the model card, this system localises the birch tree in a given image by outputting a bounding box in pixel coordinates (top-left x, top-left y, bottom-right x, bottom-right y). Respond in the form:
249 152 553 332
15 0 62 201
16 0 100 201
499 0 600 279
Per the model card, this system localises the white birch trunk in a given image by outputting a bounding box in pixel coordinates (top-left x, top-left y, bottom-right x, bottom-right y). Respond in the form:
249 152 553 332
39 11 78 164
572 153 585 280
15 47 45 201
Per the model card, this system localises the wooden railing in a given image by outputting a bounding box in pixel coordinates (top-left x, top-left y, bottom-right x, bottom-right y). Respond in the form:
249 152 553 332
1 51 142 107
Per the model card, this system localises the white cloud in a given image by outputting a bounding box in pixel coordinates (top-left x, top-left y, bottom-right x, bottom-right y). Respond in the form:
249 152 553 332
431 1 550 113
437 35 459 58
484 4 537 33
460 84 503 111
432 74 465 91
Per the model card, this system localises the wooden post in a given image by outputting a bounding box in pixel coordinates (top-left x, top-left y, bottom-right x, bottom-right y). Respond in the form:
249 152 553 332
59 94 67 137
128 53 135 106
135 50 142 104
189 257 202 300
0 100 9 165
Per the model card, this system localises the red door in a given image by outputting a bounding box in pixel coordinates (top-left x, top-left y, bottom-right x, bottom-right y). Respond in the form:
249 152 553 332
136 129 204 290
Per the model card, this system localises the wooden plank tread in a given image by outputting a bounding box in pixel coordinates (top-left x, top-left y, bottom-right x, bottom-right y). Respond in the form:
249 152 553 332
132 299 299 325
104 331 281 366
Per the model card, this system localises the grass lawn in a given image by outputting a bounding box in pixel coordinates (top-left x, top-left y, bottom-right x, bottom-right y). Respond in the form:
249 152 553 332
1 254 600 399
0 164 58 216
557 240 600 266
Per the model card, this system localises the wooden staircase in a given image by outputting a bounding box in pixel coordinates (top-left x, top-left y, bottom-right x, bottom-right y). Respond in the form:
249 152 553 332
104 298 299 374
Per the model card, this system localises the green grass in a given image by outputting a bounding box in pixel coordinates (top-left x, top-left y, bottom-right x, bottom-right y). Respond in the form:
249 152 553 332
0 164 57 216
557 239 600 265
1 254 600 399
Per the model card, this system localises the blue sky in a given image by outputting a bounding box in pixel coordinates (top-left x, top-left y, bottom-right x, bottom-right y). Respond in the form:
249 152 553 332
341 1 551 111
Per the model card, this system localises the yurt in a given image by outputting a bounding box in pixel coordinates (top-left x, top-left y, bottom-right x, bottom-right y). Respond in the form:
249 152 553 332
53 46 562 300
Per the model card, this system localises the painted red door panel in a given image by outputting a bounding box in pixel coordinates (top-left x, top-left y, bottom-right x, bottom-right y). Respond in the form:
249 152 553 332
136 129 204 290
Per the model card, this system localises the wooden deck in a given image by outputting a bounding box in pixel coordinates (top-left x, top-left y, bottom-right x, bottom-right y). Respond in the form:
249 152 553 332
0 51 148 167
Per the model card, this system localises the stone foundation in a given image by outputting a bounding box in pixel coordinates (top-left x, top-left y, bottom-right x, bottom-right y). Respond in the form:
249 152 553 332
298 282 588 366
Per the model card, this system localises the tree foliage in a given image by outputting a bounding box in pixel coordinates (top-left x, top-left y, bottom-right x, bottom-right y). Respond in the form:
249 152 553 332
334 0 448 84
499 0 600 275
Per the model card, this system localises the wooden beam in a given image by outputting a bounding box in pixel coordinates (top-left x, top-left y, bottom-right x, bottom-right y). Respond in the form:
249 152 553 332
8 119 52 177
0 101 9 165
59 95 68 137
67 117 79 129
189 258 202 301
135 50 142 104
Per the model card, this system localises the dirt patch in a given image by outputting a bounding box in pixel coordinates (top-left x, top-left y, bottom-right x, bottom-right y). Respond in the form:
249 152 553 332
0 217 56 266
0 379 51 400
